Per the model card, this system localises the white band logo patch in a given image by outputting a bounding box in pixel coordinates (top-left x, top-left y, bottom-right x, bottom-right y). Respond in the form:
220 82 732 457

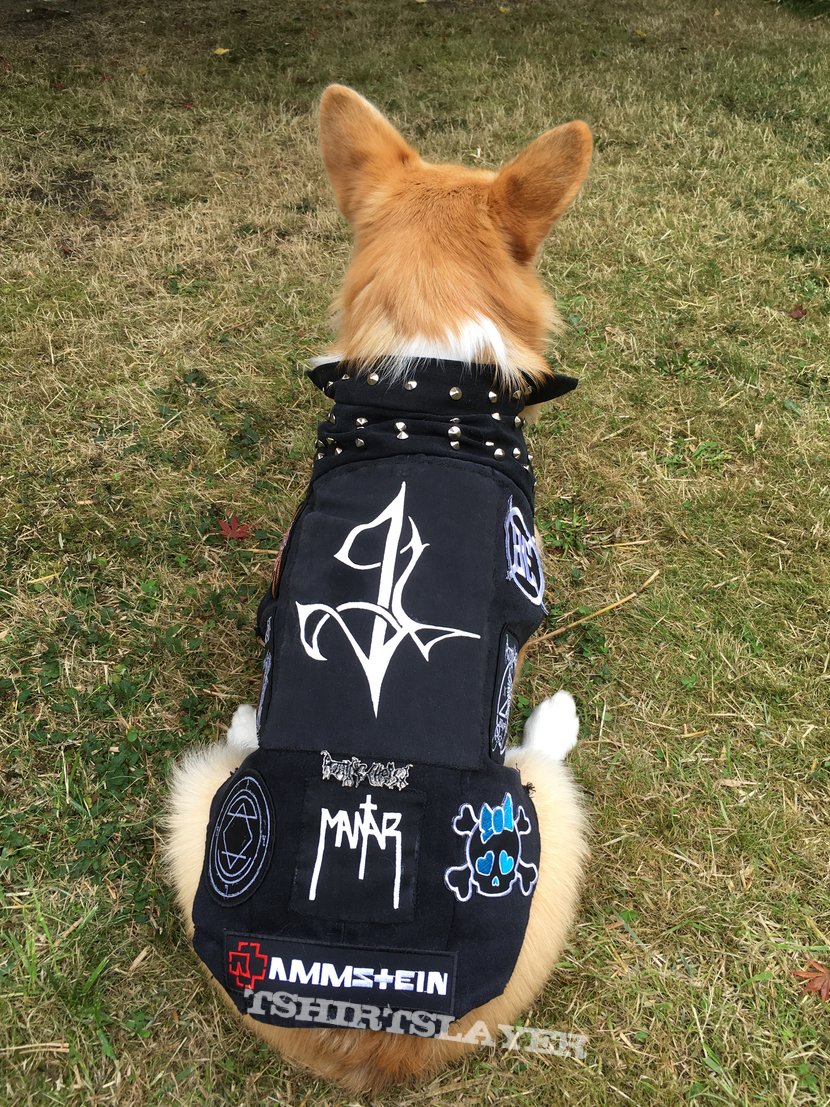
321 750 411 790
297 481 481 716
504 497 545 606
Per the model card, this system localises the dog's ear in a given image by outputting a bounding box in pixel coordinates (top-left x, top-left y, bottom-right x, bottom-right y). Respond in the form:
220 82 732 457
490 121 592 264
319 85 418 224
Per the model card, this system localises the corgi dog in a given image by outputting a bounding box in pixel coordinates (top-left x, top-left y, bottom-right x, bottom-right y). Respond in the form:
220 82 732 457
165 85 592 1093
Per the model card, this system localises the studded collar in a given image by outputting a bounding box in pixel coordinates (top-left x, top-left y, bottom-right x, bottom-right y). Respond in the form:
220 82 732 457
306 358 577 496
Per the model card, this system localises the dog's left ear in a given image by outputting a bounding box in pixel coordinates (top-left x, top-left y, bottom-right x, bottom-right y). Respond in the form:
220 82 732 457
319 84 418 225
489 121 593 264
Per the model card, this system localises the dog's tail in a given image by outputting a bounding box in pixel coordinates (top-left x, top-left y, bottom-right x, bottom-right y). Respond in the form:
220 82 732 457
521 691 579 761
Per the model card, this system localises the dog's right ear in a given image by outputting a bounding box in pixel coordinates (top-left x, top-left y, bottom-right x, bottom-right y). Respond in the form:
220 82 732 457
319 85 418 225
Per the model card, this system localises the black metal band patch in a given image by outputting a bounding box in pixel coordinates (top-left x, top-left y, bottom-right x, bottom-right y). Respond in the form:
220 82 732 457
208 772 274 905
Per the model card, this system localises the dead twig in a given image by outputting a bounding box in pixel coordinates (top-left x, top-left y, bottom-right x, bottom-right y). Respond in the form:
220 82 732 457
533 569 661 645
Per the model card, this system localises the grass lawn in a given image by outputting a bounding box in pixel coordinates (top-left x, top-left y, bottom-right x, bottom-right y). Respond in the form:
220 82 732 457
2 0 829 1103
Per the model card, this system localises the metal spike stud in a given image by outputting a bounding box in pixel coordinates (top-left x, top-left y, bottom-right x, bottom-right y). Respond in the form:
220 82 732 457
395 421 407 432
488 390 498 403
325 436 335 445
449 386 462 400
335 447 343 455
450 417 460 424
367 372 379 385
514 415 523 428
450 440 460 450
404 380 418 390
494 448 505 459
397 431 409 440
513 447 522 460
485 440 495 447
491 412 501 421
448 426 461 438
355 438 365 448
356 417 368 427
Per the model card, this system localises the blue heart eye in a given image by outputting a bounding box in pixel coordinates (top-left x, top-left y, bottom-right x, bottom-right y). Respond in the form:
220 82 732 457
498 850 515 875
475 851 495 876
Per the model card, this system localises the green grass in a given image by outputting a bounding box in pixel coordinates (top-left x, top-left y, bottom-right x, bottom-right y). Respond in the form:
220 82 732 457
2 1 829 1104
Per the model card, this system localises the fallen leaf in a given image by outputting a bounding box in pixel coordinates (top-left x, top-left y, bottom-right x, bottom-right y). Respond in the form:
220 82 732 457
136 65 148 76
213 47 231 56
788 304 806 320
218 514 252 540
793 960 830 1001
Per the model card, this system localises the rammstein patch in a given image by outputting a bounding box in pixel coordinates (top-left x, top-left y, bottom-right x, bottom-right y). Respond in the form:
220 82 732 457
207 772 274 905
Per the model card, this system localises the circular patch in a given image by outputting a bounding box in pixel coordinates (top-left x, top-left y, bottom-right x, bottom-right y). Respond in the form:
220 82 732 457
504 498 545 606
208 772 274 905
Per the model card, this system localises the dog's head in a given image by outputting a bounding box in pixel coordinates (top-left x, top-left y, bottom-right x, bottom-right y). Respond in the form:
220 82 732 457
319 84 592 394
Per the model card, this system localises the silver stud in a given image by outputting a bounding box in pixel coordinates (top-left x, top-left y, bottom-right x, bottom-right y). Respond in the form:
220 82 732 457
513 447 522 460
367 372 379 385
450 440 460 450
326 379 334 390
449 386 462 400
404 380 418 390
315 439 324 449
341 372 350 380
397 431 409 440
512 389 521 400
491 412 501 421
355 437 365 448
326 436 335 445
485 440 495 447
524 464 531 471
448 426 461 438
329 410 336 423
317 452 325 460
356 417 368 427
450 417 460 425
335 447 343 455
494 448 505 459
395 421 407 432
488 390 498 403
528 452 534 461
514 415 523 428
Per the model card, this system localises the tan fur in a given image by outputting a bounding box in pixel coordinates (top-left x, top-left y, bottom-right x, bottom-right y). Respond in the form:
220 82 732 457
319 85 592 390
164 85 593 1092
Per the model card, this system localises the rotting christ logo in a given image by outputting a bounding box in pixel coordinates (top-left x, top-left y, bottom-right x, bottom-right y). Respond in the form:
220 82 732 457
296 481 481 716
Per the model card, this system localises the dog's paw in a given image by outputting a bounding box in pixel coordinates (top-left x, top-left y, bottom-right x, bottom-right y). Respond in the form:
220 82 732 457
522 691 579 760
226 704 258 753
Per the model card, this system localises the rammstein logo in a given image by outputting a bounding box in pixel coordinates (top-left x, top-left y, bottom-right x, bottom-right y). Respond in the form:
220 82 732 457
208 773 274 905
297 482 481 716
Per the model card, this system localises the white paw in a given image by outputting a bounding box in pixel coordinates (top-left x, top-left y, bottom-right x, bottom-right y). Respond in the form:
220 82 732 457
226 704 258 753
522 691 579 760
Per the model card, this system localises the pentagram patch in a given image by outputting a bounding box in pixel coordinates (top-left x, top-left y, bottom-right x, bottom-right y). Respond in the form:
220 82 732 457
208 772 274 905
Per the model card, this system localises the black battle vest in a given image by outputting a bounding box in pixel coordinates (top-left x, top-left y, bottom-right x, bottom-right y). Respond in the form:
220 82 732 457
191 358 577 1036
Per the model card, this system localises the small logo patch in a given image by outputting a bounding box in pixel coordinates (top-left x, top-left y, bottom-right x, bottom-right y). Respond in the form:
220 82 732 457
444 792 538 902
504 497 545 605
227 939 269 991
321 749 411 790
208 772 274 905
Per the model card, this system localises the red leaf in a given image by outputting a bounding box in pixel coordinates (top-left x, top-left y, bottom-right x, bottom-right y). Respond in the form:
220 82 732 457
218 514 252 540
793 960 830 1002
787 304 806 320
